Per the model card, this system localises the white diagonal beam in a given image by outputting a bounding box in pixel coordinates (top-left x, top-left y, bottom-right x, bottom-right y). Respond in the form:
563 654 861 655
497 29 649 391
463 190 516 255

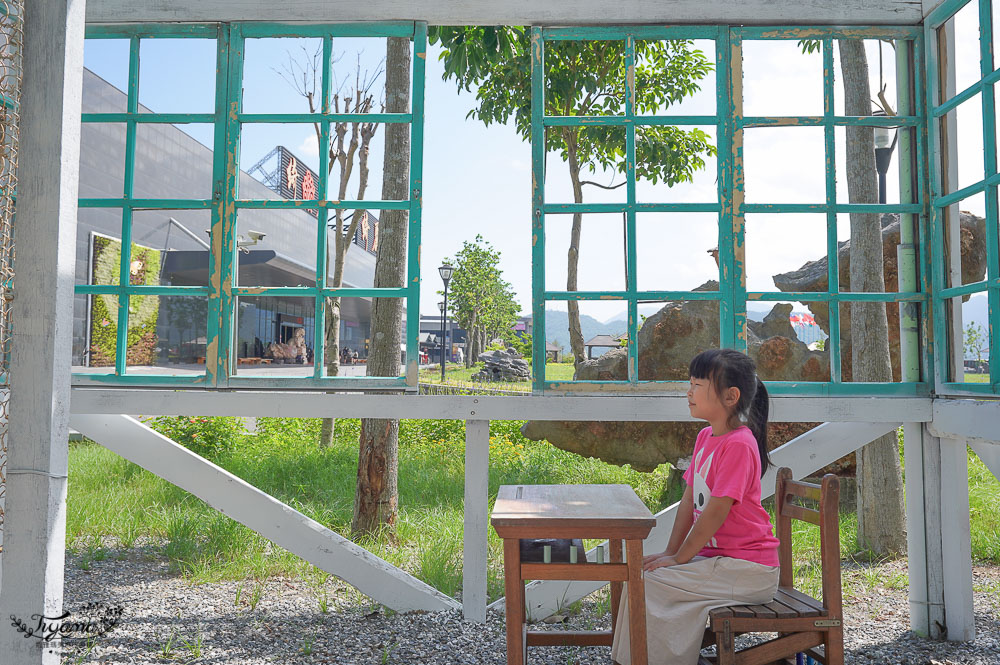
70 414 458 613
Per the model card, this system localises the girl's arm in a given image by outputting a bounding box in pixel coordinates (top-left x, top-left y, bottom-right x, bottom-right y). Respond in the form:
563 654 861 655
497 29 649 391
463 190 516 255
672 495 734 563
642 485 694 567
643 494 734 571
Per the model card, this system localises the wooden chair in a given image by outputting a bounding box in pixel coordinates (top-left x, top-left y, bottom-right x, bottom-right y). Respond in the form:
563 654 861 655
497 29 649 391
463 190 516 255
700 467 844 665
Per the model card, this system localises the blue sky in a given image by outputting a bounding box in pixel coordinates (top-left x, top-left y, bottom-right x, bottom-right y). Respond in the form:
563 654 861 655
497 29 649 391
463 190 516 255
82 20 989 330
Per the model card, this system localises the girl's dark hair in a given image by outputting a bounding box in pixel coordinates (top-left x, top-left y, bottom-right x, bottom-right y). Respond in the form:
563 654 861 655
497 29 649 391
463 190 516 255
689 348 770 477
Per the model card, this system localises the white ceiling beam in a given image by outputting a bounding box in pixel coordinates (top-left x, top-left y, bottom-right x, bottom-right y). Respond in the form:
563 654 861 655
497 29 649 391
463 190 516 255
85 0 924 26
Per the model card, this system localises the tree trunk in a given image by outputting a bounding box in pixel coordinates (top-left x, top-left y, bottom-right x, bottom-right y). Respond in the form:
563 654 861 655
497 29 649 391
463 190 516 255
565 130 586 368
352 36 409 537
839 39 906 555
466 311 478 367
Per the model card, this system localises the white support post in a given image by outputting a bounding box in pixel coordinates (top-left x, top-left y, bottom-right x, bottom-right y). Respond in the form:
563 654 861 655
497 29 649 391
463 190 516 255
463 419 490 622
939 436 975 642
0 0 84 662
904 422 931 637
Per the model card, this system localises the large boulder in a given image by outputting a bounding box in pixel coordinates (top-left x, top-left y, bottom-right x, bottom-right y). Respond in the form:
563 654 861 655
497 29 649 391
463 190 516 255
473 347 531 382
772 212 987 380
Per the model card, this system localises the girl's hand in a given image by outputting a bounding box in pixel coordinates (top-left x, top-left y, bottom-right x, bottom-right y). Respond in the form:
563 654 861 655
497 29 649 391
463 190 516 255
643 550 674 566
643 554 680 572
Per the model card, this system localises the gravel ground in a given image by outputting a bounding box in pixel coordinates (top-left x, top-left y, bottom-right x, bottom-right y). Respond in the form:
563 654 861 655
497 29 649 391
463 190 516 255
57 546 1000 664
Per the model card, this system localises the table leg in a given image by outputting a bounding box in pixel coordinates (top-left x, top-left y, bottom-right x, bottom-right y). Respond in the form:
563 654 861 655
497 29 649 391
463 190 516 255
609 538 623 633
625 538 648 665
503 538 525 665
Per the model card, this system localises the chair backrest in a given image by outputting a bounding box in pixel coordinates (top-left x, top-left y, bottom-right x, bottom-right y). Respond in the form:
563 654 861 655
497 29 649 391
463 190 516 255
774 467 842 617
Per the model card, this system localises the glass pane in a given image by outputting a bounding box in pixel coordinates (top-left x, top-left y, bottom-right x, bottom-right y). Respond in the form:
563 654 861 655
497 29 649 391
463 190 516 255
941 92 986 194
126 295 208 375
76 209 122 286
236 210 318 288
957 293 991 382
544 40 625 116
242 38 324 115
742 40 824 117
320 296 403 377
79 123 126 198
748 300 829 382
78 294 119 370
832 39 900 118
943 191 988 289
544 126 626 205
138 38 217 114
326 209 384 289
634 125 717 204
839 300 903 382
636 299 720 381
636 213 719 291
635 39 716 116
235 296 316 377
743 127 825 204
836 211 902 293
746 214 827 293
133 123 215 200
950 0 984 95
132 210 212 287
83 39 129 113
545 213 626 292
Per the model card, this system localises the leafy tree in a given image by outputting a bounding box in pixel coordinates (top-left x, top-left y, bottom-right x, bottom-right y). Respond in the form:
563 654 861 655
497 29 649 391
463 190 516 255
445 235 520 367
964 322 989 373
800 38 905 555
279 45 384 447
353 37 411 536
429 28 716 367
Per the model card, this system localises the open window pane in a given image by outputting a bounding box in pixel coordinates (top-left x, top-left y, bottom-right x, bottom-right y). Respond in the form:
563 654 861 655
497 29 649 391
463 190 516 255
956 293 991 382
544 40 625 116
636 213 719 291
138 38 217 114
749 300 829 382
133 123 215 200
79 123 126 198
634 125 718 204
83 39 129 113
943 192 988 289
839 300 906 382
743 127 825 204
747 214 828 293
235 296 316 377
742 40 824 117
126 295 208 375
635 39 716 116
636 299 720 381
544 213 626 293
133 210 212 287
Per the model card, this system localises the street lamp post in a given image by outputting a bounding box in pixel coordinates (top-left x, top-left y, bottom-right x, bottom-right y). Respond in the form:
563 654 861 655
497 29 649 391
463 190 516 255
872 109 898 204
438 263 454 382
437 300 446 375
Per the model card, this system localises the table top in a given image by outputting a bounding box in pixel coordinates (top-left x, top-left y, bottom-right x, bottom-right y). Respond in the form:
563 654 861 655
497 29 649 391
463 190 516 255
490 484 656 537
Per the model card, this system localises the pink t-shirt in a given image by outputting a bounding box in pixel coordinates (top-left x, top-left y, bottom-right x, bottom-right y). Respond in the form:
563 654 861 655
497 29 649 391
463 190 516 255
682 425 779 566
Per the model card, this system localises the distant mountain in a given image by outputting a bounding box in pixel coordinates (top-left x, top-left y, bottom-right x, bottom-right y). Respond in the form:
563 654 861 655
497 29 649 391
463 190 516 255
544 310 627 355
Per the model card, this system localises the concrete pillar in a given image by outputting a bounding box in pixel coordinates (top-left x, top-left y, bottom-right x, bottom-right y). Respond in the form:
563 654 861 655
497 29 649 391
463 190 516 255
0 0 85 662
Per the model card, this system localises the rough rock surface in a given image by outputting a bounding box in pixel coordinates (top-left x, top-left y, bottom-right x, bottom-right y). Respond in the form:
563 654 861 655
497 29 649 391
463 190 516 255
472 348 531 382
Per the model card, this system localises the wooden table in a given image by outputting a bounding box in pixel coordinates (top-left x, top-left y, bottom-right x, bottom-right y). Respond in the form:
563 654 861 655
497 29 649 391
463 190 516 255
490 484 656 665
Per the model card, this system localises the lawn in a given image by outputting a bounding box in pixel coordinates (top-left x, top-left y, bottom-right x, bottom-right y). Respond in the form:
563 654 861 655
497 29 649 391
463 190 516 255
66 420 1000 605
418 361 576 385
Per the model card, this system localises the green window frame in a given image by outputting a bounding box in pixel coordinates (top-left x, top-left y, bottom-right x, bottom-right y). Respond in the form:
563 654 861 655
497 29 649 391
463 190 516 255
75 22 427 389
925 0 1000 394
530 25 932 396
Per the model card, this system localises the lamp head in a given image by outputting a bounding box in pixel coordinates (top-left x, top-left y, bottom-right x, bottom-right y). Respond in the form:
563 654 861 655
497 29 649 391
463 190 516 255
438 301 445 314
871 109 895 150
438 262 455 283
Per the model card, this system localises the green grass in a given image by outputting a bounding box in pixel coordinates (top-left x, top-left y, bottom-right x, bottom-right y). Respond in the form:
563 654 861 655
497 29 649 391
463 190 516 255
418 361 575 387
964 372 990 383
66 419 1000 604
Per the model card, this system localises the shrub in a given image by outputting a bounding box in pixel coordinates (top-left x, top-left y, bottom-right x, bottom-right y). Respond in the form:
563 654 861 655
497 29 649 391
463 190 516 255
148 416 246 459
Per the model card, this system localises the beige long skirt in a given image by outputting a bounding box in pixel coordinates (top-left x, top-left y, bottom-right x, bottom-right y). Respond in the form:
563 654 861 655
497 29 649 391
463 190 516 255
611 555 779 665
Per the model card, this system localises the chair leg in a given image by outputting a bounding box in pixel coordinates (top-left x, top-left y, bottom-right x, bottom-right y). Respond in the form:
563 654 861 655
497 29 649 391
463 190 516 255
826 628 845 665
716 619 736 665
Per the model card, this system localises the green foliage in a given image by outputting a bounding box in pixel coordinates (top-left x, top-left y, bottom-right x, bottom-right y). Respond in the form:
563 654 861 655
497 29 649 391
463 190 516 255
147 416 246 460
964 322 989 366
445 235 520 349
428 28 717 184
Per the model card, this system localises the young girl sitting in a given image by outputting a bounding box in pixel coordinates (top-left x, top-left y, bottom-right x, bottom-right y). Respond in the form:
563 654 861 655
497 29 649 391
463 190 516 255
612 348 780 665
